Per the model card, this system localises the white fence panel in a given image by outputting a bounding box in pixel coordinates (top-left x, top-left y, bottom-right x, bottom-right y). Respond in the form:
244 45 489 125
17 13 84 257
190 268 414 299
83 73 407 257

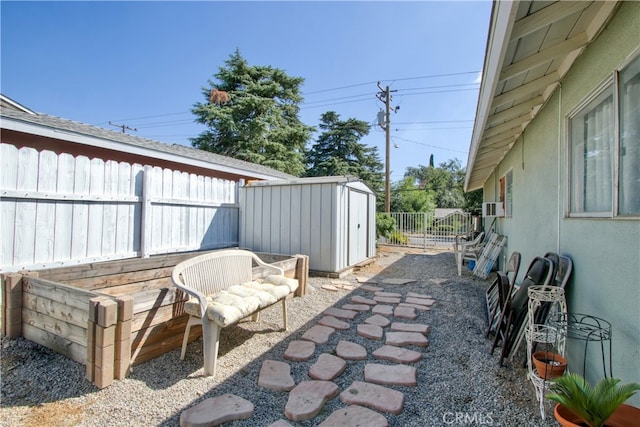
379 211 474 249
1 143 239 272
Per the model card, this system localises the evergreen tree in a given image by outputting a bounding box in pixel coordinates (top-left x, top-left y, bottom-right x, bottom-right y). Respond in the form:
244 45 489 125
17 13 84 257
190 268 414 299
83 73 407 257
190 49 314 176
305 111 384 194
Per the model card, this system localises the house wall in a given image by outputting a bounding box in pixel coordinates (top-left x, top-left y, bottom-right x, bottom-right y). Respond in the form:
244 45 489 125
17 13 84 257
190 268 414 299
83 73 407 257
485 1 639 400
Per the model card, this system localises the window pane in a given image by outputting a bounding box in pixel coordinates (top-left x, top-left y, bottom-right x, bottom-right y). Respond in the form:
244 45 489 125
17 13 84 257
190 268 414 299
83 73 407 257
570 86 614 214
618 55 640 215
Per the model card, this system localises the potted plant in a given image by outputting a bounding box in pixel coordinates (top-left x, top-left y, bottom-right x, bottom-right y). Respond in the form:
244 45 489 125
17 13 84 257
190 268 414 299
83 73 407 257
532 351 567 379
546 373 640 427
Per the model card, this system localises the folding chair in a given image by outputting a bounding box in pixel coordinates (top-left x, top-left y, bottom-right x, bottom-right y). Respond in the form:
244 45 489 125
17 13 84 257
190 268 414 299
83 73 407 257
486 251 521 337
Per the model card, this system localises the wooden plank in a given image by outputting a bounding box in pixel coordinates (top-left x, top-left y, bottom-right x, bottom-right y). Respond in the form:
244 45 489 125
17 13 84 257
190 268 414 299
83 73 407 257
33 150 57 264
129 288 181 315
71 155 90 259
23 293 89 329
63 265 173 289
511 1 589 40
23 276 96 311
87 158 105 258
22 323 86 364
130 303 178 333
101 160 119 257
115 162 132 255
53 152 75 261
14 147 39 266
95 277 173 298
22 307 87 347
130 314 198 365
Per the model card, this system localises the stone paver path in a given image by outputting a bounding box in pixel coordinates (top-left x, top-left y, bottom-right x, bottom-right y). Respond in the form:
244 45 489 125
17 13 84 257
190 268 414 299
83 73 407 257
309 353 347 381
323 307 359 320
180 394 253 427
364 363 417 387
285 380 340 421
258 360 295 391
284 340 316 361
301 325 335 344
357 324 384 340
318 405 389 427
372 345 422 363
386 331 429 347
317 315 350 330
372 304 394 316
336 340 368 360
340 381 404 414
184 283 439 426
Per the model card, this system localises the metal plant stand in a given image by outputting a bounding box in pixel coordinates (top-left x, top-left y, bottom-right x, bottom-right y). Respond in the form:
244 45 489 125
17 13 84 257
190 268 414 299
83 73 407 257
525 285 567 420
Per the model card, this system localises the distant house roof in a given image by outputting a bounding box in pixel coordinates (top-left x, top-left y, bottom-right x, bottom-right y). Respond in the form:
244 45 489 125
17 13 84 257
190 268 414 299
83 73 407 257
0 94 36 114
465 1 620 191
0 106 295 181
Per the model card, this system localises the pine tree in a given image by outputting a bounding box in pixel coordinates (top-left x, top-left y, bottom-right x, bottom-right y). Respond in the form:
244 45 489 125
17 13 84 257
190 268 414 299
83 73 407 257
305 111 383 193
190 49 314 176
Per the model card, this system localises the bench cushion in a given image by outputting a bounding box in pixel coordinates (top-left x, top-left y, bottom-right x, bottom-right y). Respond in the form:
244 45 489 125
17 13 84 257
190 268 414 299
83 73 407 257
184 276 299 327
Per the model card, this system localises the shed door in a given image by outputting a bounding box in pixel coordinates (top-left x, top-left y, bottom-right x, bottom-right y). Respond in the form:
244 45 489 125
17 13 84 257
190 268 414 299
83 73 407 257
348 190 368 265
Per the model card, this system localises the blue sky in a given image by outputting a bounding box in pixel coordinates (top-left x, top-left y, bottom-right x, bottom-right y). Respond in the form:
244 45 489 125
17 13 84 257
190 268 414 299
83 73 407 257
1 1 491 181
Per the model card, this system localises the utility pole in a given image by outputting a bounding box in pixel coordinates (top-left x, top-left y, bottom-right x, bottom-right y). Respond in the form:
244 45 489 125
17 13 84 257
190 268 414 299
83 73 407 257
109 121 138 134
376 82 398 213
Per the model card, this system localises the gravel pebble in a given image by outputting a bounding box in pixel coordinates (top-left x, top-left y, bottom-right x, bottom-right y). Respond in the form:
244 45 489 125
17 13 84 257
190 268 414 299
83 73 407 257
1 247 557 426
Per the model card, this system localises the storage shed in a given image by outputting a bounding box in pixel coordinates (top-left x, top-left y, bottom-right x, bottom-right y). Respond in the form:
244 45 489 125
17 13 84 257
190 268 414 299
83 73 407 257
239 176 376 275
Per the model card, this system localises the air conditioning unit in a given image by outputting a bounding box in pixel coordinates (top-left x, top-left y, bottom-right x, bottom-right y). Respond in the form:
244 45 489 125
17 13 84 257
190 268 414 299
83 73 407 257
482 202 505 217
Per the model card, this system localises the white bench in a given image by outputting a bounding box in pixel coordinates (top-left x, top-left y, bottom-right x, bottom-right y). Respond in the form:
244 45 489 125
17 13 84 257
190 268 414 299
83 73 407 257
172 249 299 376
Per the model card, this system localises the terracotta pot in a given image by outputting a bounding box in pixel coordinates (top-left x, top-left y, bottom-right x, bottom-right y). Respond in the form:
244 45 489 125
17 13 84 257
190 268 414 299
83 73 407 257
532 351 567 379
554 403 640 427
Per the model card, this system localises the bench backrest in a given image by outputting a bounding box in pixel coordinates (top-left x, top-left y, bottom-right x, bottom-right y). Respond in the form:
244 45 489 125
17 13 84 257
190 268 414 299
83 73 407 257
172 249 282 297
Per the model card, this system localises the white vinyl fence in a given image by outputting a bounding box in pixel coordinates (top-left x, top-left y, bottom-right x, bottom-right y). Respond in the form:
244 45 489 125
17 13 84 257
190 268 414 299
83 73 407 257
379 211 473 249
0 143 239 272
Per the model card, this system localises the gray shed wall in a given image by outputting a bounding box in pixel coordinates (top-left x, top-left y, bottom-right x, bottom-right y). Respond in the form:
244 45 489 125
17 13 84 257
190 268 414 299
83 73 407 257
239 179 375 273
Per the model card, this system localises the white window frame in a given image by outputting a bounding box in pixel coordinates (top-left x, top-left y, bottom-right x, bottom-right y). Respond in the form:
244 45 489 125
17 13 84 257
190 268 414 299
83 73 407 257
500 169 513 218
567 50 640 218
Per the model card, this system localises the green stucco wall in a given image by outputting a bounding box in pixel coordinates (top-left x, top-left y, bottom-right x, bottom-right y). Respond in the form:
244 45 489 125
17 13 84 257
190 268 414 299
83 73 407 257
485 1 640 402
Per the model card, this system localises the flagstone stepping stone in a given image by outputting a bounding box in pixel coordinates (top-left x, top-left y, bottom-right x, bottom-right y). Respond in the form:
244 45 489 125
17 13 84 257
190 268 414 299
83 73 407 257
285 380 340 421
398 302 430 312
180 393 254 427
429 278 448 285
357 324 384 340
258 360 295 391
360 284 383 292
394 306 417 320
336 340 367 360
351 295 377 305
342 303 371 312
365 363 417 387
332 279 352 287
372 305 394 316
405 297 435 307
302 325 335 344
381 278 416 285
375 291 403 298
268 420 293 427
324 307 358 320
372 345 422 363
318 316 350 330
309 353 347 381
374 296 402 304
407 292 433 299
322 284 339 292
385 331 429 347
318 405 389 427
364 314 391 328
340 381 404 415
356 276 376 284
390 322 431 335
284 340 316 361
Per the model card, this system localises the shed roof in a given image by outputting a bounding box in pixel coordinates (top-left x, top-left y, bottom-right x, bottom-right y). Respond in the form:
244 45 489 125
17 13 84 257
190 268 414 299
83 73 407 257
245 175 374 193
0 107 295 181
465 1 620 191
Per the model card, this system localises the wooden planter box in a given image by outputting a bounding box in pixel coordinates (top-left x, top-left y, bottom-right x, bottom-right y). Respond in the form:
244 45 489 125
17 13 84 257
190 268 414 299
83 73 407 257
1 250 308 389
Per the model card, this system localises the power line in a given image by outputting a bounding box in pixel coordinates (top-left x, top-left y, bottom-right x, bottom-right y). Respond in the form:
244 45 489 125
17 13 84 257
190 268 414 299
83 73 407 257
391 135 467 153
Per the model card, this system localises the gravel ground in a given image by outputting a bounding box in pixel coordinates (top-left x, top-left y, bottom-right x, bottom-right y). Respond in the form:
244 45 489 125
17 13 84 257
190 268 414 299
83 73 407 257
1 247 558 426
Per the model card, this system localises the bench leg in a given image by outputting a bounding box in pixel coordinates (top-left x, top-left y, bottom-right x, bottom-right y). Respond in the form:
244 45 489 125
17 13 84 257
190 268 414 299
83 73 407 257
282 298 288 331
202 319 221 377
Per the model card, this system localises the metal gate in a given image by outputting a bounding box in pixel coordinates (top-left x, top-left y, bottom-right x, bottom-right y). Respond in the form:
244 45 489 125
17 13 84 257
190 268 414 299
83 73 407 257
379 211 474 249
